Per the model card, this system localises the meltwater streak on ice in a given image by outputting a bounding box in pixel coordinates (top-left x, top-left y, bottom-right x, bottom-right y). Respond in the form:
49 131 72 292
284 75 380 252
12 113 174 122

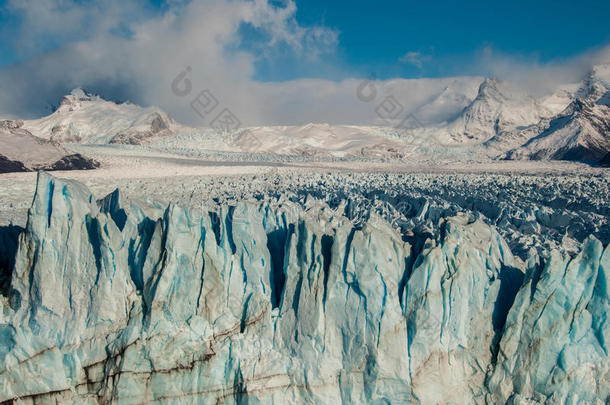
0 172 607 403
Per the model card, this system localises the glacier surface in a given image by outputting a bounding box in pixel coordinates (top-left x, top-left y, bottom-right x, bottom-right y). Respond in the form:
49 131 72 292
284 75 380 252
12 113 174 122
0 172 608 403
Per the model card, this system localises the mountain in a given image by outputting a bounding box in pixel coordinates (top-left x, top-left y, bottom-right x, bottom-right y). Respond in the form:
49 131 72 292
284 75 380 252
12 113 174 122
0 173 607 403
23 88 176 145
505 70 610 163
13 70 610 164
438 78 559 145
21 89 424 159
220 123 411 158
143 78 576 159
409 78 480 124
150 123 421 159
0 120 98 173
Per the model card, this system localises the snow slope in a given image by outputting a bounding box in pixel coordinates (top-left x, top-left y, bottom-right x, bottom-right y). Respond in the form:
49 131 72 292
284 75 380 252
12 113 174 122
202 123 412 158
506 70 610 162
0 173 607 403
22 89 177 145
22 90 426 159
0 120 98 172
151 78 575 159
14 66 610 164
409 78 480 124
151 76 583 158
431 78 564 145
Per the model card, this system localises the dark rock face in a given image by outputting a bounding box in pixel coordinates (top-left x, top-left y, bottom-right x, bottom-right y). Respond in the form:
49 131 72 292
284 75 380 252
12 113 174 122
0 155 29 173
0 120 24 130
599 152 610 167
37 154 100 171
0 153 99 173
108 131 150 145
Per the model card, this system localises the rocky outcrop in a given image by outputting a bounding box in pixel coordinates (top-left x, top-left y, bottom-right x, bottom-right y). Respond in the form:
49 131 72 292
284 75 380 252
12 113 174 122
109 112 173 145
37 153 100 171
0 173 607 403
0 155 29 173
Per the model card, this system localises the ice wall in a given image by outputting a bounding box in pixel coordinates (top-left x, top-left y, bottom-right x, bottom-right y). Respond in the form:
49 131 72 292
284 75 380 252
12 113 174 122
0 173 607 404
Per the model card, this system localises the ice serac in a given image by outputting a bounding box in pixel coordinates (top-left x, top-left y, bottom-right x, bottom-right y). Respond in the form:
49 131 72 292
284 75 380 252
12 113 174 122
487 238 610 404
405 216 522 403
0 173 608 403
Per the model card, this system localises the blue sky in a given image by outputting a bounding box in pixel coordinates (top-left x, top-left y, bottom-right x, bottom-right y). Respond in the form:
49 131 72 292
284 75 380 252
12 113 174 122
272 0 610 80
2 0 610 79
0 0 609 123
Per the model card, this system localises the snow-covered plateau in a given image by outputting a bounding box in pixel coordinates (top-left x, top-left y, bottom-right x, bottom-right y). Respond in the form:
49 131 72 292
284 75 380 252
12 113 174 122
0 170 607 404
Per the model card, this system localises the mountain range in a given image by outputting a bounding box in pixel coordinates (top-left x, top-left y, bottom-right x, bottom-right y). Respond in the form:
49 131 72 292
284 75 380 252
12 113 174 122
5 64 610 169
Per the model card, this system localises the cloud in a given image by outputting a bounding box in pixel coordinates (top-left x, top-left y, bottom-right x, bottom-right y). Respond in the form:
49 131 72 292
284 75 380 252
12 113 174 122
399 51 431 69
0 0 467 126
0 0 609 126
1 0 154 57
472 44 610 95
0 0 342 124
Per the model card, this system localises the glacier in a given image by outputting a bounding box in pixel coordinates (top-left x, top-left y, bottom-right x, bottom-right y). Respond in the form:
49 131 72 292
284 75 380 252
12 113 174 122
0 172 608 404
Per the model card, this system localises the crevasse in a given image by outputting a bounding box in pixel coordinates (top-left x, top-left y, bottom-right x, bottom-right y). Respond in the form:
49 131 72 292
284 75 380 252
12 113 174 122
0 172 607 404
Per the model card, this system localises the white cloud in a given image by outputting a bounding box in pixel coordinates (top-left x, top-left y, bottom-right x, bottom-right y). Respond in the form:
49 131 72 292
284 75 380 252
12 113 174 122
473 45 610 95
0 0 342 124
399 51 430 69
2 0 153 54
0 0 609 126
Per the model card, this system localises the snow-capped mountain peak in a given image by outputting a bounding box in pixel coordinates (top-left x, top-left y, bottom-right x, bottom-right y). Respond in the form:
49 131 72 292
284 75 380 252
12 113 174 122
505 73 610 162
441 77 555 144
591 62 610 83
23 89 177 144
53 88 108 116
474 77 507 103
9 73 610 165
576 65 610 101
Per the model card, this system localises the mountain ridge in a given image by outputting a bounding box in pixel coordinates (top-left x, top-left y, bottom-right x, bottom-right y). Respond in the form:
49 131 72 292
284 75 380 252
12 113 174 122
7 65 610 166
505 68 610 163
